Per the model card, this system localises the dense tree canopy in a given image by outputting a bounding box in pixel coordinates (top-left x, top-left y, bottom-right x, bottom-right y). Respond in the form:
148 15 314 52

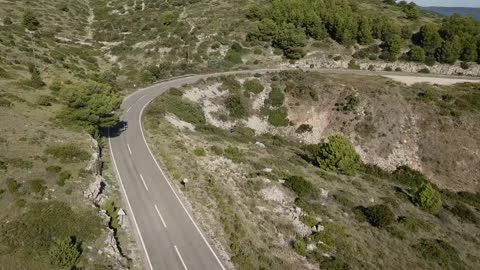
247 0 480 64
58 81 122 136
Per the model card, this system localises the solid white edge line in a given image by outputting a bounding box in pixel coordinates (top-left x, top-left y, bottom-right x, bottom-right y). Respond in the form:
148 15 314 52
139 98 226 270
174 245 188 270
127 143 132 155
139 174 149 191
108 130 154 270
154 204 167 228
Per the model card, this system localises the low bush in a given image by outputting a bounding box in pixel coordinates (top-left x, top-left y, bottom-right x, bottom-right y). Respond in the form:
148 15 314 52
48 237 80 269
393 165 427 189
5 158 33 169
296 124 313 134
267 85 285 107
300 215 318 227
30 179 46 194
348 60 360 70
418 67 430 74
194 147 206 157
284 175 314 198
15 198 26 208
414 183 442 212
46 165 62 174
0 97 12 107
268 107 289 127
223 146 243 163
6 178 20 193
362 204 396 228
398 216 430 233
210 145 224 155
243 79 264 94
102 200 120 231
415 239 465 270
57 171 72 186
306 134 362 175
45 144 90 163
226 94 248 119
294 238 307 256
36 95 56 106
220 76 242 93
450 203 478 224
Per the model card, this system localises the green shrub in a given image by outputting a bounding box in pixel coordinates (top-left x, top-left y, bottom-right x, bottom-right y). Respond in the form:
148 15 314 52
167 88 183 96
30 179 46 194
307 134 362 175
362 204 396 228
293 238 307 256
48 237 80 269
14 198 26 207
393 165 427 188
225 49 243 64
414 183 442 212
102 200 120 231
268 107 289 127
210 145 224 155
418 67 430 74
5 158 33 169
0 160 6 170
154 95 206 126
415 239 465 270
0 98 12 107
398 216 430 232
243 79 264 94
57 171 72 186
450 203 478 224
337 94 360 112
226 94 248 119
284 175 314 198
267 85 284 107
6 178 20 193
223 146 243 163
160 10 178 25
36 95 56 106
49 80 62 92
231 125 256 143
296 124 313 134
46 165 62 174
348 60 360 70
194 147 206 157
45 143 90 163
408 46 426 62
300 215 318 227
220 76 242 93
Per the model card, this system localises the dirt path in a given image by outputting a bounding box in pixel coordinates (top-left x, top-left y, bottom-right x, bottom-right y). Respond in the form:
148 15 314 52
383 75 480 85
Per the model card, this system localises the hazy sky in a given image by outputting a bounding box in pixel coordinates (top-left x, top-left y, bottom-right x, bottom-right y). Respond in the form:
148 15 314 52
409 0 480 7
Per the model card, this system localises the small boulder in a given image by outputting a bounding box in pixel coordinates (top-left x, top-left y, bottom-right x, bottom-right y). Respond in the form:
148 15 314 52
255 141 266 148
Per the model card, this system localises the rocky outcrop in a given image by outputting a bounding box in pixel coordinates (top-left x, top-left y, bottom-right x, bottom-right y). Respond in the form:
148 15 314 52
84 175 106 206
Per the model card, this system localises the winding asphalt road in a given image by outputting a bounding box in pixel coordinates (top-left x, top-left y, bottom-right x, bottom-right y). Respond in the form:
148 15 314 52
108 68 480 270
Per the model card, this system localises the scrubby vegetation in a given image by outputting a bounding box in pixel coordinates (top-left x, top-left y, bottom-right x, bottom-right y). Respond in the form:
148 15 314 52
306 134 362 175
144 71 480 270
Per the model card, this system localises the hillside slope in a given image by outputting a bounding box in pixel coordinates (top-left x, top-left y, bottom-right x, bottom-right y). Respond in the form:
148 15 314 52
144 71 480 269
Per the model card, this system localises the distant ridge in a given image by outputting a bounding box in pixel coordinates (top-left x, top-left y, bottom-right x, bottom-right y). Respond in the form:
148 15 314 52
421 6 480 20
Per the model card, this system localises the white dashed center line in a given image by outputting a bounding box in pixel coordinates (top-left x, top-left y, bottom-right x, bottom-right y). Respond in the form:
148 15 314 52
139 174 149 191
154 204 167 228
174 245 188 270
127 144 132 155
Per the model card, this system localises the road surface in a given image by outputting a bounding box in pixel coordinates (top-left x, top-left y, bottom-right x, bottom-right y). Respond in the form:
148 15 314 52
108 68 480 270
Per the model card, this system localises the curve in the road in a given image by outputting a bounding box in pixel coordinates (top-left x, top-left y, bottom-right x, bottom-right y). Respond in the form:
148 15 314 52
108 68 480 270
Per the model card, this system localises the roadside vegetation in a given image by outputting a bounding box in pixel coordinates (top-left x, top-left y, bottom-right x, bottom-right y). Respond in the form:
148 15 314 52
144 71 480 270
